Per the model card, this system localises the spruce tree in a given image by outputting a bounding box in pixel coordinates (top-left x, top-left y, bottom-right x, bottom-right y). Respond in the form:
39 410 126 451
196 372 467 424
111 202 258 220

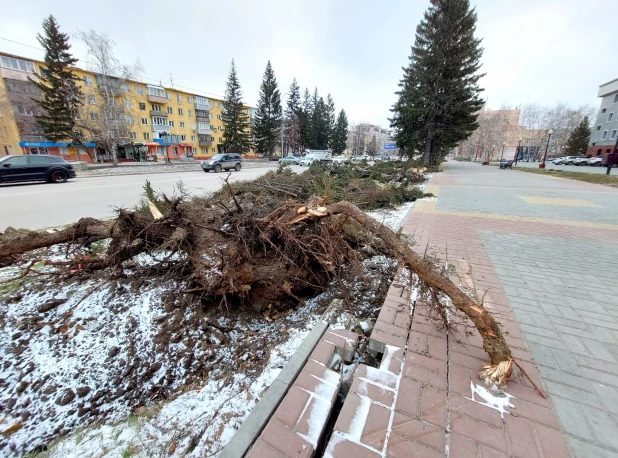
253 61 282 159
565 116 591 156
285 78 302 154
367 134 379 155
222 60 252 155
390 0 485 165
326 94 336 147
312 97 329 149
299 88 313 150
331 109 349 155
30 15 84 158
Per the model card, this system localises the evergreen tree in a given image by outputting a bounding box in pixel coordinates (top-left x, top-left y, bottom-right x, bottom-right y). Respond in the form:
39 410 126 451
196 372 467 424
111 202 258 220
366 134 379 155
299 88 313 150
222 60 252 155
312 97 329 149
331 109 349 155
390 0 485 165
565 116 591 156
253 61 282 159
30 15 84 159
285 78 302 154
326 94 336 147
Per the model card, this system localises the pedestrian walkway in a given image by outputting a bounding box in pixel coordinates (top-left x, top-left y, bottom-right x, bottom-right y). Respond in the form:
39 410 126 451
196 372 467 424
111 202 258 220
402 161 618 458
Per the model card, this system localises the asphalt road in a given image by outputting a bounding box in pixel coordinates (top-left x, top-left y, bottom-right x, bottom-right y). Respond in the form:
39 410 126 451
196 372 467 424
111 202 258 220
1 166 301 231
513 161 614 174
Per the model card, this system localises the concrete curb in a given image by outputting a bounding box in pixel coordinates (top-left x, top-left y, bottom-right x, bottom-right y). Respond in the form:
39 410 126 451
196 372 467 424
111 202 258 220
219 304 341 458
76 163 278 179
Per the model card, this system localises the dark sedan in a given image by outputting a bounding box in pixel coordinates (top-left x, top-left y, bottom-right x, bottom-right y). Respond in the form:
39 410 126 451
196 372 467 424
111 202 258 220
0 155 76 184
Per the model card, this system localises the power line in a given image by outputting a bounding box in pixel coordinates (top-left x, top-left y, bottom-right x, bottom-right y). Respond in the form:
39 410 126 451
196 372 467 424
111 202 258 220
0 36 240 102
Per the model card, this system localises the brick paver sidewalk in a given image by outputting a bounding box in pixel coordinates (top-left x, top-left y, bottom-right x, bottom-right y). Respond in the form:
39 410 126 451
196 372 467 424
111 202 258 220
400 162 618 458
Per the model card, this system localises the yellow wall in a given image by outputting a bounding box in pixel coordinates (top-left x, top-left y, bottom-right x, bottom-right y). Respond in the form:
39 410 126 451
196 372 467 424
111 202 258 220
0 73 22 156
0 51 256 159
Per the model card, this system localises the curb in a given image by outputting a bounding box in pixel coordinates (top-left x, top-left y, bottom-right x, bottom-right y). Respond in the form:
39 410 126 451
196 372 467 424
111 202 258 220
75 164 278 179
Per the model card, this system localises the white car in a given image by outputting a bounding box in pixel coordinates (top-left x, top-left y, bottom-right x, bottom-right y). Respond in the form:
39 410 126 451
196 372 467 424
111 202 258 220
563 156 581 165
588 157 603 166
572 157 590 166
352 155 370 162
331 156 350 165
551 157 565 165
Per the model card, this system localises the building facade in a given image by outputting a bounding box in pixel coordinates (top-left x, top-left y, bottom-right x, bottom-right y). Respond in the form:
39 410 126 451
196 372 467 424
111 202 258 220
587 77 618 157
0 51 256 162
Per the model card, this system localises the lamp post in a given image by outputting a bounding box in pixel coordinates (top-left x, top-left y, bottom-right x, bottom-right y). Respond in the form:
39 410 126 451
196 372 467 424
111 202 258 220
515 138 522 165
540 129 553 169
500 142 505 161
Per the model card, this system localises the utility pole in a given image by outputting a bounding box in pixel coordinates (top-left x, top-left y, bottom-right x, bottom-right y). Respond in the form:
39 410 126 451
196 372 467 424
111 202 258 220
540 129 553 169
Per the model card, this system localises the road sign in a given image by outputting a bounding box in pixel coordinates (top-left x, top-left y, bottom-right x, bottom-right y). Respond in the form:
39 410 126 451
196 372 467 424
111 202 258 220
383 143 396 151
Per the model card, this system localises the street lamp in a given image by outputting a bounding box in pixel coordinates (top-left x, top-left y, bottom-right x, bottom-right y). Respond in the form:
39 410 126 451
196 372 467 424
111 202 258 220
540 129 553 169
515 138 522 165
500 142 506 161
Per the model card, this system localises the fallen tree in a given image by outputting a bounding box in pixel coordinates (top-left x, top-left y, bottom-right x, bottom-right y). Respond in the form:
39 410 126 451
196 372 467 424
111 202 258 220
0 164 517 388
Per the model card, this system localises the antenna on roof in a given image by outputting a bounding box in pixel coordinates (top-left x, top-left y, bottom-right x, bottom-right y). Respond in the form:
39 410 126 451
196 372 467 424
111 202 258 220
169 74 174 87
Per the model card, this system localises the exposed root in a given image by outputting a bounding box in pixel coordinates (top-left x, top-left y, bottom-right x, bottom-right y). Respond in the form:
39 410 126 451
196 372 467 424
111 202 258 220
479 360 513 389
512 359 548 398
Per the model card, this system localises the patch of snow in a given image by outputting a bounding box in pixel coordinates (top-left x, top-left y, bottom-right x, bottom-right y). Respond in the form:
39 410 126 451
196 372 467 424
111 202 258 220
366 201 415 231
379 345 400 373
297 395 330 447
466 381 515 418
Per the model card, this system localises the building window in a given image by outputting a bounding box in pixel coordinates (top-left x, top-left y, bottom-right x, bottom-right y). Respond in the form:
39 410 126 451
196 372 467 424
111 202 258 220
137 86 144 95
212 147 216 153
152 105 162 112
211 136 215 142
181 135 187 141
130 132 137 139
190 123 196 129
143 132 150 140
602 130 608 140
0 56 35 72
139 102 146 110
167 107 173 114
189 109 194 117
216 102 220 108
191 135 196 141
141 118 148 125
148 86 165 98
614 94 618 104
87 95 96 104
195 96 209 106
172 147 178 155
169 120 175 127
198 122 209 130
15 104 34 116
611 130 618 140
178 108 183 115
120 84 129 92
217 114 221 120
209 113 213 119
125 100 132 108
126 116 134 125
180 122 185 128
83 76 93 86
219 137 223 143
597 126 602 130
152 117 168 126
166 92 171 100
187 96 193 103
176 94 182 102
609 113 614 122
602 108 607 113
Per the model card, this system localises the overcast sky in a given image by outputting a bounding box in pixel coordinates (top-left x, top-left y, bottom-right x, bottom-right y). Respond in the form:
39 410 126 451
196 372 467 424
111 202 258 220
1 0 616 128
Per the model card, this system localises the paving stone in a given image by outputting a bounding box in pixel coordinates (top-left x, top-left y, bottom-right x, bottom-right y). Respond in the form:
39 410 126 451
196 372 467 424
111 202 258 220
245 439 288 458
544 380 603 409
360 402 391 450
260 419 314 458
350 376 394 407
273 386 311 428
405 352 446 374
391 412 444 452
591 383 618 415
448 433 479 458
582 339 618 363
420 385 446 428
536 366 592 391
568 437 618 458
504 414 541 458
579 404 618 451
324 432 381 458
449 412 508 453
293 370 338 404
295 395 332 447
309 340 335 367
450 393 503 428
534 422 574 458
394 376 421 417
551 396 595 442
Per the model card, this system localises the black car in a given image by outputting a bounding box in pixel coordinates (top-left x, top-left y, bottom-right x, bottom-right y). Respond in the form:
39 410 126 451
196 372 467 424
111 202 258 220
201 154 243 173
0 155 76 184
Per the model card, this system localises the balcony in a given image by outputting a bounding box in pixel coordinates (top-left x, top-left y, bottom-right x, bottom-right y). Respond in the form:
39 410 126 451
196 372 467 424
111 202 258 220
148 94 168 104
197 126 211 135
199 139 212 146
194 100 211 111
152 124 169 133
149 110 168 118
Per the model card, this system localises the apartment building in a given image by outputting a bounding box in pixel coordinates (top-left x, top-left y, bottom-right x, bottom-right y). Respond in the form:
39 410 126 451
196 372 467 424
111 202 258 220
0 51 256 162
587 77 618 157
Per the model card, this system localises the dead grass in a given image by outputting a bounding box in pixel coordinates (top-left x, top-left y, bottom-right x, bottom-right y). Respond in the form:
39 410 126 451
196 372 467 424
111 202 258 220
513 166 618 188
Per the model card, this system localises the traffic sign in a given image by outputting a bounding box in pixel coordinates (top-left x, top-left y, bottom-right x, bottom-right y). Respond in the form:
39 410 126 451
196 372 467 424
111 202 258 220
383 143 396 151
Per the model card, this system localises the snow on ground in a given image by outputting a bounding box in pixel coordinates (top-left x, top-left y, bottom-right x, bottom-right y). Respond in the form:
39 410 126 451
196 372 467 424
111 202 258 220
366 201 415 231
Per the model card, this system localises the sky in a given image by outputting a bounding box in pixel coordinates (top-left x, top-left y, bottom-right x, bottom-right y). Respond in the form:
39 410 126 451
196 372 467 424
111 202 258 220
1 0 616 129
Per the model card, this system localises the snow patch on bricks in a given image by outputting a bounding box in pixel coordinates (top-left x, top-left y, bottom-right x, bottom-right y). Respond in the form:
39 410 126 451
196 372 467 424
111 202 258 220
467 381 515 418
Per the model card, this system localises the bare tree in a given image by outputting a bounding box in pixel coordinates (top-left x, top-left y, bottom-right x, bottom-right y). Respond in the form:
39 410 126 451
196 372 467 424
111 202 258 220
76 30 142 165
347 122 366 156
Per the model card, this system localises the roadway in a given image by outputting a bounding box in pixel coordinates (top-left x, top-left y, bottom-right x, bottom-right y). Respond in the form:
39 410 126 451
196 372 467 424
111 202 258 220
0 166 301 231
513 161 614 174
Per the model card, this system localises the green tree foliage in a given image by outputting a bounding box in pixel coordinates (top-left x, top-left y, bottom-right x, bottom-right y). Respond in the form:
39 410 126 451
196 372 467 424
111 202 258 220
312 97 329 149
366 134 379 155
222 60 252 154
565 116 591 156
30 15 84 157
390 0 485 165
326 94 336 147
299 87 313 151
331 109 349 155
254 61 282 158
285 78 302 154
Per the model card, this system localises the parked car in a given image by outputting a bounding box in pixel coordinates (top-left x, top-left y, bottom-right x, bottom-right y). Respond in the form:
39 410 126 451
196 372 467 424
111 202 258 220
299 154 323 166
0 155 76 184
563 156 581 165
573 157 590 166
588 157 603 166
551 157 565 165
331 155 350 165
201 153 243 172
352 155 370 162
374 155 391 162
278 155 300 165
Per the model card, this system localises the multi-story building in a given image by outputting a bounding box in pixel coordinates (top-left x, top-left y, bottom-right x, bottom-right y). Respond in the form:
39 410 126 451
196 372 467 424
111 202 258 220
0 51 256 162
587 77 618 157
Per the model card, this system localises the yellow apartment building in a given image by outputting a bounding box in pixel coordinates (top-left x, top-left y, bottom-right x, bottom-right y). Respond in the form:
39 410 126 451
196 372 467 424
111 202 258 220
0 51 256 162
